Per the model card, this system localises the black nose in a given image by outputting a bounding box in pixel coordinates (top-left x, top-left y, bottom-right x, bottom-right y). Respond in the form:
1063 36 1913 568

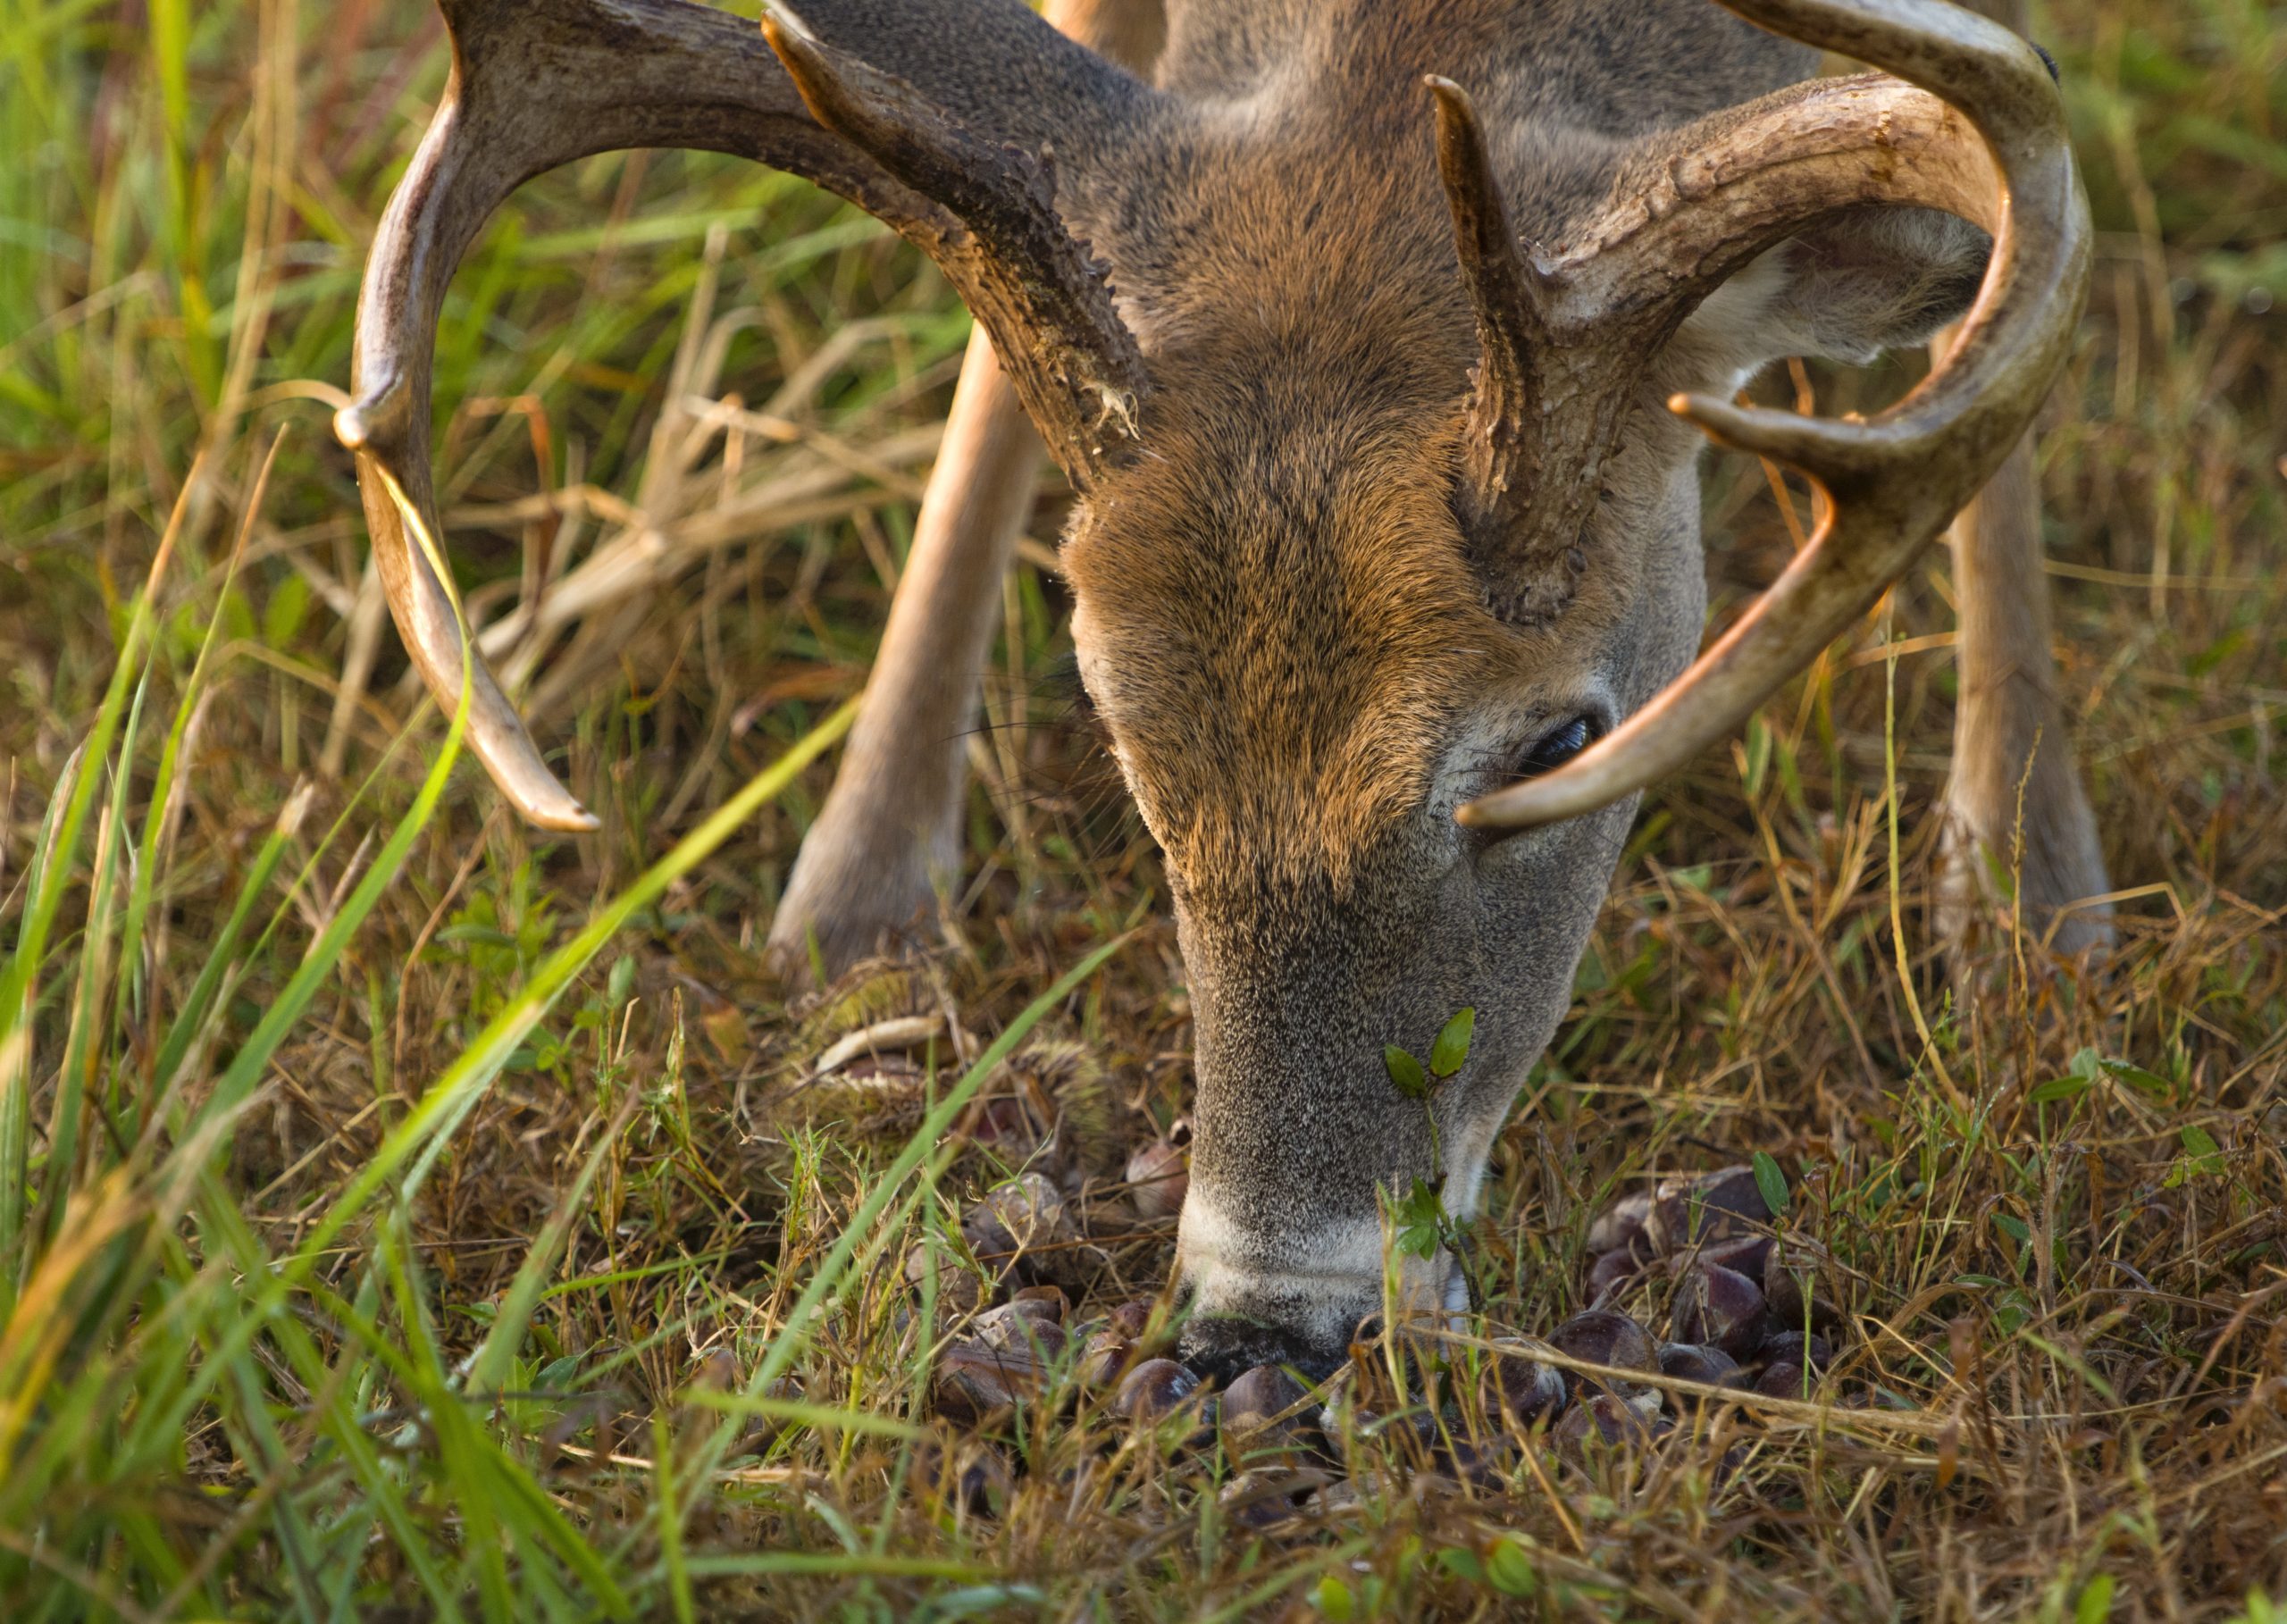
1177 1313 1347 1386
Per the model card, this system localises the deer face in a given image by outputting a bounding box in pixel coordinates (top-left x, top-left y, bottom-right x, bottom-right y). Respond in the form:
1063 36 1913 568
342 0 2087 1377
1060 317 1724 1372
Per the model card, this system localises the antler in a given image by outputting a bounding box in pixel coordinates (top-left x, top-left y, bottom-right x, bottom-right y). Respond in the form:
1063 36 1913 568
1428 78 1607 626
338 0 1148 830
1454 0 2090 832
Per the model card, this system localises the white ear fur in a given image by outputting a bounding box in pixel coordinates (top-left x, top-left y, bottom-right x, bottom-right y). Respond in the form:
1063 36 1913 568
1668 247 1795 399
1673 208 1989 386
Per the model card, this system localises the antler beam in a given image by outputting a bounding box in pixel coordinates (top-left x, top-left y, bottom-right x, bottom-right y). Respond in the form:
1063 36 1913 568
337 0 1148 830
1460 0 2090 832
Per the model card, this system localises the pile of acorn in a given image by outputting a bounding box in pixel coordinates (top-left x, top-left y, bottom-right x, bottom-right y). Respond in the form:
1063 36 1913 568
909 1149 1843 1517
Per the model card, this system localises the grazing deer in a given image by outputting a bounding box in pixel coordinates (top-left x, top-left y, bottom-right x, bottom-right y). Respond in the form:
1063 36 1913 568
340 0 2109 1375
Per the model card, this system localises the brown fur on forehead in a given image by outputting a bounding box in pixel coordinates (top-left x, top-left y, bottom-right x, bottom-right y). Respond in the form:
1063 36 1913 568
1065 375 1511 898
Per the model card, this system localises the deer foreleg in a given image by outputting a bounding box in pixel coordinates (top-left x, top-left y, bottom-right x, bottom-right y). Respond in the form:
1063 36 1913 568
765 325 1043 981
1935 431 2113 961
764 0 1160 983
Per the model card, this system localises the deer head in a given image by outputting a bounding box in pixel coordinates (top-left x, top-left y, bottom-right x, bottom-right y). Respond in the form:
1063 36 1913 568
340 0 2088 1376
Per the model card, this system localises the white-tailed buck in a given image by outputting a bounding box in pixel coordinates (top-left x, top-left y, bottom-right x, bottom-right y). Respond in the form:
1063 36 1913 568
342 0 2110 1374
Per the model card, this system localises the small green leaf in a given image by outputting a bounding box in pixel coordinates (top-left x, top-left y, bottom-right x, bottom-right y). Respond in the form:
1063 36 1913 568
262 572 311 648
1751 1151 1790 1218
1483 1536 1538 1597
1994 1213 2031 1244
2073 1575 2115 1624
2099 1058 2174 1098
1314 1575 1355 1620
2181 1123 2224 1178
2029 1074 2092 1103
1435 1547 1483 1585
1429 1007 1476 1077
1395 1178 1445 1260
1385 1045 1428 1101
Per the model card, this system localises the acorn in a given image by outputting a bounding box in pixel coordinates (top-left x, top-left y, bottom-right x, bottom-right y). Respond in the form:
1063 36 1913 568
911 1436 1012 1517
1646 1166 1773 1251
1220 1364 1309 1454
1586 1245 1647 1302
1655 1341 1741 1394
1114 1357 1202 1422
1218 1468 1322 1530
1757 1329 1833 1373
1584 1190 1655 1255
1696 1232 1775 1281
961 1171 1076 1289
933 1339 1046 1425
1105 1298 1157 1343
1554 1393 1662 1463
1763 1236 1842 1331
1124 1138 1189 1223
1078 1330 1137 1389
1482 1340 1568 1427
904 1242 983 1315
1010 1284 1068 1323
1755 1360 1813 1400
1549 1309 1657 1394
973 1300 1068 1361
1668 1262 1770 1358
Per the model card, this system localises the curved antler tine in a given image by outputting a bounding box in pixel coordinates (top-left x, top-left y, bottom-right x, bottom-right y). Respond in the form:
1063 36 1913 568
341 0 915 830
1425 75 1608 624
1426 77 1555 502
762 16 1148 484
1461 0 2090 832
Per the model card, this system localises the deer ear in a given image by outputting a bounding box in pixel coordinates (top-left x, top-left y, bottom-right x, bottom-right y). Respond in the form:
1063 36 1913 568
1711 205 1990 369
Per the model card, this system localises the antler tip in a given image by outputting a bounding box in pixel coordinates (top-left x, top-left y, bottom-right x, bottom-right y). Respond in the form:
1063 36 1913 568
530 801 604 834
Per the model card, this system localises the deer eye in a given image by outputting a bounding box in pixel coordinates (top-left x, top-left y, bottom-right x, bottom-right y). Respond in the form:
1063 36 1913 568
1517 716 1596 779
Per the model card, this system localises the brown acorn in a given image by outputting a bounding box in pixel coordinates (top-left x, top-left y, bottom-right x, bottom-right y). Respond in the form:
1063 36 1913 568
1755 1360 1814 1400
1763 1236 1842 1331
1549 1309 1657 1394
911 1436 1012 1517
1696 1232 1775 1281
1219 1467 1326 1530
972 1300 1068 1361
1646 1166 1773 1251
1124 1138 1189 1223
1554 1393 1660 1462
1077 1330 1135 1388
1105 1298 1157 1343
1586 1246 1646 1302
904 1242 984 1315
934 1339 1046 1426
1584 1190 1655 1255
1482 1340 1568 1427
1220 1363 1310 1461
1668 1262 1770 1358
1114 1357 1202 1422
1757 1329 1833 1373
1655 1341 1741 1394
